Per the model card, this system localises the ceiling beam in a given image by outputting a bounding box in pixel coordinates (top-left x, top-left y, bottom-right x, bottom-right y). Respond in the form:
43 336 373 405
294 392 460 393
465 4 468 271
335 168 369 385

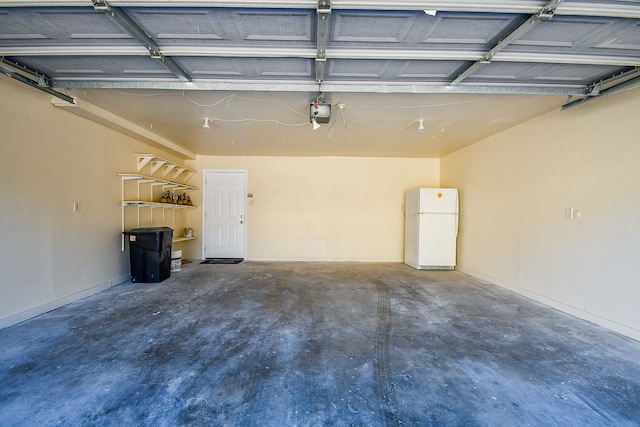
52 96 196 159
91 0 191 82
1 1 639 18
450 0 563 86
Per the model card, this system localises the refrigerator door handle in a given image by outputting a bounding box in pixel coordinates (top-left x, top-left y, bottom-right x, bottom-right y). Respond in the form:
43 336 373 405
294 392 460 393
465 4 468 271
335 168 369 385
455 197 459 237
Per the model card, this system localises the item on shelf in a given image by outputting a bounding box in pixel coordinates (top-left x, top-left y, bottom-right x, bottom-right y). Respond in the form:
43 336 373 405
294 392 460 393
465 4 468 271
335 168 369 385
119 154 199 252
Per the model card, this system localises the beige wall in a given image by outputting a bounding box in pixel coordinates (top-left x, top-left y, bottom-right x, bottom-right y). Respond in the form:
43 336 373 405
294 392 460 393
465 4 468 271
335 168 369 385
0 76 187 327
4 70 639 341
441 87 640 340
190 156 439 262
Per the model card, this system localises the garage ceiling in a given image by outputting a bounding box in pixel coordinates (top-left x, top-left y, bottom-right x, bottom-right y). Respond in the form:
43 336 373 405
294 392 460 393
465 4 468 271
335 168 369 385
1 0 639 159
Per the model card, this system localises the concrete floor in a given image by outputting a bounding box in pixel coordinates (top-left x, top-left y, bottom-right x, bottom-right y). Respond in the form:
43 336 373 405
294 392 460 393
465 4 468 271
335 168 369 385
1 262 639 426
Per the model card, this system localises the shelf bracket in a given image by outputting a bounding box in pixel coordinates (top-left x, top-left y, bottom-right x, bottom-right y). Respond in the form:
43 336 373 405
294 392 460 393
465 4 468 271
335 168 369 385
162 163 177 178
183 171 196 182
173 167 187 181
136 155 154 171
150 159 167 175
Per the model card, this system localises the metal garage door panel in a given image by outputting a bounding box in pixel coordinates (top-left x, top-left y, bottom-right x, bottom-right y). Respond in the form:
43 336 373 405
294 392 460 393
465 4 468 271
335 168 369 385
179 57 313 80
9 55 172 79
596 21 640 51
326 59 464 82
326 59 394 80
466 62 632 85
127 7 315 46
330 10 519 50
331 10 423 44
0 7 134 47
419 13 519 48
396 60 467 80
508 16 640 56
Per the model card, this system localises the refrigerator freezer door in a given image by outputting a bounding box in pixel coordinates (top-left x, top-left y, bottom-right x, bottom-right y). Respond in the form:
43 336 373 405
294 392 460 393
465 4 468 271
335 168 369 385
417 213 458 268
418 188 458 214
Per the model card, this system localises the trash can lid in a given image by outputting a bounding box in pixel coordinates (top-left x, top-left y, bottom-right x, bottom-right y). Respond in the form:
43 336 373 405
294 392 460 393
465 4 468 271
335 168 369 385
124 227 173 235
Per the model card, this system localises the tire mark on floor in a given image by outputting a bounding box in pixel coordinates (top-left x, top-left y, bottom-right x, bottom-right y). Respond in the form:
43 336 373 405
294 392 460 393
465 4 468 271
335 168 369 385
372 278 403 427
294 282 323 423
240 275 289 426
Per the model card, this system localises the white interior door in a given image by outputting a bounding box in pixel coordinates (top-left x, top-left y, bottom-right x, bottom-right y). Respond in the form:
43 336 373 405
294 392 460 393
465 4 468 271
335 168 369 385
203 171 246 259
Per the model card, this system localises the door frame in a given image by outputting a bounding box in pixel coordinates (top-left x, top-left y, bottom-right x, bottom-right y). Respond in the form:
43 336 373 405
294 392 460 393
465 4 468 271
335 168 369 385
202 169 248 259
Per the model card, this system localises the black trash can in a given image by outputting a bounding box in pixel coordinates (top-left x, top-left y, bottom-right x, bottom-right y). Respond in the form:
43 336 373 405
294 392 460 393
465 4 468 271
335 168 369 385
124 227 173 283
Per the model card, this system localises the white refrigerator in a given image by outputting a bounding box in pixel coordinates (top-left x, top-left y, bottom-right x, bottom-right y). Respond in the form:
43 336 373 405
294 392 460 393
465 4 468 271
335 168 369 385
404 188 459 270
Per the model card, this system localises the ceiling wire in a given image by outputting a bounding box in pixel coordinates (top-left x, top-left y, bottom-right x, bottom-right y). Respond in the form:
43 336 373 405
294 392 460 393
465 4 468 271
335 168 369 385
326 104 349 133
348 97 494 110
143 89 482 120
106 89 465 131
210 118 308 127
182 92 234 107
182 92 308 118
110 90 179 98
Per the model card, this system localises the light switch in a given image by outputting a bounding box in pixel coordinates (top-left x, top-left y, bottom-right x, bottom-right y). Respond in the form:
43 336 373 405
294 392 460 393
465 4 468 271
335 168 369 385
565 207 581 220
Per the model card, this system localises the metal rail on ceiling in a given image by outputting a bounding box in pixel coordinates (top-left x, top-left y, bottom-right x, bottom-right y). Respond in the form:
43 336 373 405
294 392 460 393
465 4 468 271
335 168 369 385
48 79 591 96
450 0 563 85
90 0 192 82
315 0 331 83
1 0 639 18
562 67 640 110
0 57 75 104
2 47 638 68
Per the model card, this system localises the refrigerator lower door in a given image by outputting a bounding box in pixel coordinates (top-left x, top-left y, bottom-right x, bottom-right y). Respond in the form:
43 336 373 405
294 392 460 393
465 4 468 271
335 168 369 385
404 211 419 268
417 213 457 269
